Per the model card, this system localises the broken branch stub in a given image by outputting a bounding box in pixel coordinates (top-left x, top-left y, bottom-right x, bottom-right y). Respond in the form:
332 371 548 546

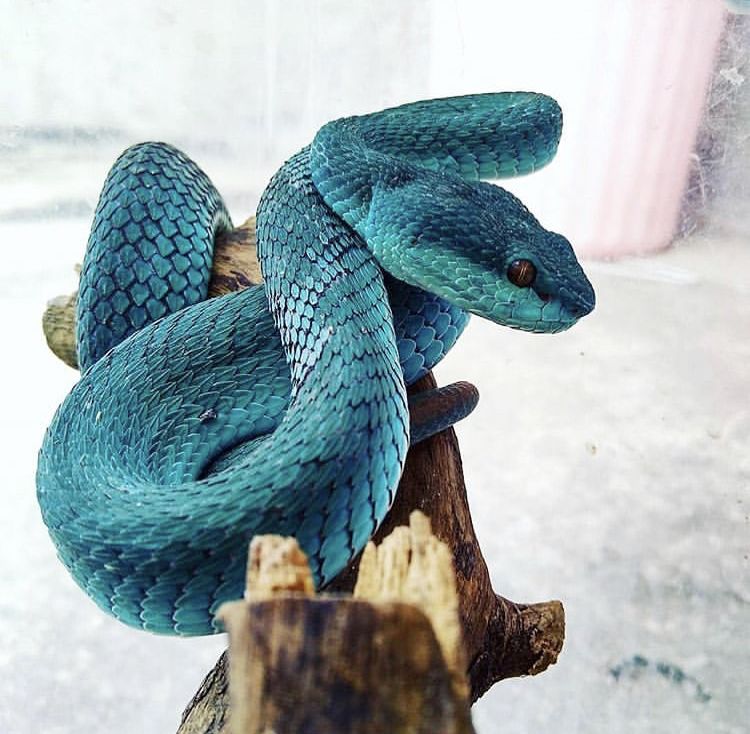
216 513 475 734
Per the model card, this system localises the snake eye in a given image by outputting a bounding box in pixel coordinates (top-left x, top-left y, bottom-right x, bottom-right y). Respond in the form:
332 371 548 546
507 259 537 288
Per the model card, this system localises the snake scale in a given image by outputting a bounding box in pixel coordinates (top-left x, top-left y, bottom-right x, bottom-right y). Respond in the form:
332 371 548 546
37 93 594 635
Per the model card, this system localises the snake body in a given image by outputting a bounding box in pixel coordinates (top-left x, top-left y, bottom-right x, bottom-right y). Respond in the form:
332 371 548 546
37 93 594 635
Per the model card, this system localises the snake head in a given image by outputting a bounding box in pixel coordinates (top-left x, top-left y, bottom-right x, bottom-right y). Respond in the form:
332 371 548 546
364 173 595 334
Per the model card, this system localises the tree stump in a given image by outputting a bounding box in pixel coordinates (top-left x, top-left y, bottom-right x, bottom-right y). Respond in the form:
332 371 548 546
42 217 566 733
217 513 474 734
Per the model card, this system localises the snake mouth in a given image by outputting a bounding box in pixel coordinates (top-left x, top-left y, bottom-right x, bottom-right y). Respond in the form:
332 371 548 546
486 290 594 334
541 295 595 333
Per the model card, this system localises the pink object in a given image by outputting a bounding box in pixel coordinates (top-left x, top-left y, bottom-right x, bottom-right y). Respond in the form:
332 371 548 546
429 0 727 259
572 1 727 257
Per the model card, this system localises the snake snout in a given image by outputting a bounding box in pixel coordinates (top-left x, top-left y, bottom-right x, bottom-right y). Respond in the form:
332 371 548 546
537 232 596 323
553 277 595 327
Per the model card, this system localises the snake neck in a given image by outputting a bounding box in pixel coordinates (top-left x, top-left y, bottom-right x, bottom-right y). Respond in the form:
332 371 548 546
309 92 563 240
257 146 393 392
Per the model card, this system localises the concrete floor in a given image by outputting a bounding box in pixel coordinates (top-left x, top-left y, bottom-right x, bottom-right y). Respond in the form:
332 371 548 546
0 222 747 733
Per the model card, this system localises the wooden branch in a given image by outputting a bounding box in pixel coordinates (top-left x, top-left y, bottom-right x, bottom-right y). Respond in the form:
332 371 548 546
328 372 565 699
41 217 565 730
206 219 262 296
42 291 78 369
353 511 466 688
216 515 474 734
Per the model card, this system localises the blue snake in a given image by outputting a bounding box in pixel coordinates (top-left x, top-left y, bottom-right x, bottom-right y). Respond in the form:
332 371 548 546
37 93 594 635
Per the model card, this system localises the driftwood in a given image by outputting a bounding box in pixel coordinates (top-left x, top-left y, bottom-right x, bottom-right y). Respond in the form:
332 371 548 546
217 513 474 734
42 217 566 732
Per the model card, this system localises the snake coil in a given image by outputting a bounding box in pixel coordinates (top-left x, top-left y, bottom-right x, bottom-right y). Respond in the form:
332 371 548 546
37 93 594 635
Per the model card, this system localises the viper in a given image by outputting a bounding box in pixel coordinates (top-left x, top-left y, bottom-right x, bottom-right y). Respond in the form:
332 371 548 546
37 93 594 635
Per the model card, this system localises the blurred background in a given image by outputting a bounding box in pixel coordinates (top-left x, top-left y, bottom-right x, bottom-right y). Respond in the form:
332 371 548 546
1 1 747 732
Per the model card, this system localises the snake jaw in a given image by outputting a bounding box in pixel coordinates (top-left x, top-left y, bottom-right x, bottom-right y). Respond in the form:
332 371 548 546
488 292 582 334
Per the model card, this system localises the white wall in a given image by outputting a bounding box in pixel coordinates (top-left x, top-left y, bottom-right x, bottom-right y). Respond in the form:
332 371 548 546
2 0 741 255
